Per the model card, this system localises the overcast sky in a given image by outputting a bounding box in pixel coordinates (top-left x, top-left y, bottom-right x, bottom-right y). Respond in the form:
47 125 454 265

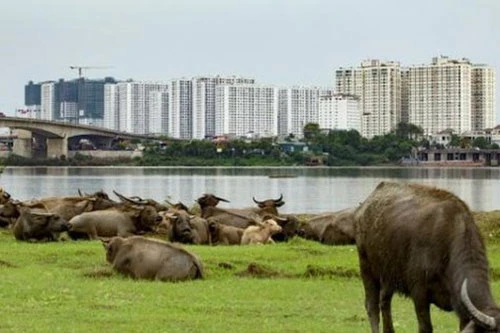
1 0 499 120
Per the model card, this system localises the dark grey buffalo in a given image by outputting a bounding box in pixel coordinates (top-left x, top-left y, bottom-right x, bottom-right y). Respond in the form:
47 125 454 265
102 236 203 281
13 207 70 241
354 181 500 333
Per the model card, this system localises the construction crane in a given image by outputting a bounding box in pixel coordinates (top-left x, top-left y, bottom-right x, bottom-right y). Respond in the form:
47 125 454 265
69 65 112 78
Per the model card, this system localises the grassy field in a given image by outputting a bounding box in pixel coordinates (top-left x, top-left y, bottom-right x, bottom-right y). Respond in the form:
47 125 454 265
1 211 500 332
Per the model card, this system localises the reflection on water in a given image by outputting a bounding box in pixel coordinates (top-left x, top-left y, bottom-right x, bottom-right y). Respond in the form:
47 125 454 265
1 167 499 213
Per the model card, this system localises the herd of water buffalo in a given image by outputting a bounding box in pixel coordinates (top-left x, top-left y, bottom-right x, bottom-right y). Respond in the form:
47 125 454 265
1 181 500 332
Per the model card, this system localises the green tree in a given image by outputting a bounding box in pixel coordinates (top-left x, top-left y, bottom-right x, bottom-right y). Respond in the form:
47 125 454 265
303 123 321 142
472 137 488 149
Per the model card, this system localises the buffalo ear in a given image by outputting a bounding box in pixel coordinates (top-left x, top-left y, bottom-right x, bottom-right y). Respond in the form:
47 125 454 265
100 237 112 248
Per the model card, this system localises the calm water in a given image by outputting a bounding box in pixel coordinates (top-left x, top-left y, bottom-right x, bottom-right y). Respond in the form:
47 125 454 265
1 166 499 213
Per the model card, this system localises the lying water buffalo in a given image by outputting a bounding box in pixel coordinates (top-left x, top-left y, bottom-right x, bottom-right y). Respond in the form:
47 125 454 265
102 236 203 281
13 206 70 241
207 218 245 245
68 203 161 240
241 217 283 245
196 193 285 229
354 181 500 332
298 208 356 245
271 214 300 242
160 209 197 244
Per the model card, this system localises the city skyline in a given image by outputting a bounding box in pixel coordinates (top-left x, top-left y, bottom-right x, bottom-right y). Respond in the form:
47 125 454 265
1 0 499 121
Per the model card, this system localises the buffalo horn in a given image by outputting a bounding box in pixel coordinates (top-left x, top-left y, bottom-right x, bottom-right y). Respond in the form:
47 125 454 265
461 278 497 330
214 195 230 203
113 190 147 205
273 194 284 203
252 197 263 205
78 189 83 197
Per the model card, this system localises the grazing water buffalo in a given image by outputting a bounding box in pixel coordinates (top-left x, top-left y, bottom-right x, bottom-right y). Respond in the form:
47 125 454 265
102 236 203 281
354 181 500 333
13 207 70 241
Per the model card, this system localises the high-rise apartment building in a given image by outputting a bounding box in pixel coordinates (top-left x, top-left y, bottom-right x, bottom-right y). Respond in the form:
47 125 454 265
40 82 58 121
407 56 473 135
318 93 360 132
103 83 119 130
149 91 169 135
170 76 256 140
111 81 168 134
215 85 279 138
169 79 193 139
25 78 116 125
335 59 402 138
277 87 332 138
471 64 496 131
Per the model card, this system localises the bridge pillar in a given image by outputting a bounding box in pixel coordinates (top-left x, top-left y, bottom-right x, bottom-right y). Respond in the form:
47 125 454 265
12 129 33 158
47 137 68 159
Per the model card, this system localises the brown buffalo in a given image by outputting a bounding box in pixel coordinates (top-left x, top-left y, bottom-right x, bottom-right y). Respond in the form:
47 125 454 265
354 181 500 332
207 218 245 245
196 193 284 229
68 202 162 240
0 187 11 205
319 207 356 245
0 199 48 227
38 191 116 221
102 236 203 281
271 214 300 242
159 209 197 244
13 206 70 241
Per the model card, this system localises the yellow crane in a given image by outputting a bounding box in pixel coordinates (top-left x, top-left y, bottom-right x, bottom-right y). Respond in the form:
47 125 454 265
69 65 112 78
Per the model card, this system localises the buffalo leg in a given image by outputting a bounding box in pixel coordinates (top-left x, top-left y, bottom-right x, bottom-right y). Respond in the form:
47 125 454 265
380 286 395 333
412 292 433 333
359 257 381 333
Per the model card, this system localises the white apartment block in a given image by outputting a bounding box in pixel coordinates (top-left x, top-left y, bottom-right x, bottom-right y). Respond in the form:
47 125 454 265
215 85 279 138
112 81 168 134
173 76 256 140
40 82 57 121
149 91 169 135
169 79 193 139
318 93 361 132
407 56 473 136
471 64 496 131
104 83 119 130
277 87 332 138
335 59 402 138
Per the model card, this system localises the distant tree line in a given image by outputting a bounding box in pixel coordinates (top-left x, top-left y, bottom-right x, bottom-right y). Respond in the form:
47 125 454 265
3 122 498 167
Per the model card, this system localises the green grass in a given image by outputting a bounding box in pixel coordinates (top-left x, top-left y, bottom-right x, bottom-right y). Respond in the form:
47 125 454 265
2 228 500 332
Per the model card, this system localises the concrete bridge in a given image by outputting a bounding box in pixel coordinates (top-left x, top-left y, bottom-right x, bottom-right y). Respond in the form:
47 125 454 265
0 117 152 158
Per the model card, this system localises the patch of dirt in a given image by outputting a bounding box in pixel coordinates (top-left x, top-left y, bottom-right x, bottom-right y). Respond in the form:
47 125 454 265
217 262 235 270
343 314 366 322
82 267 114 278
0 259 17 268
235 262 287 278
490 267 500 281
303 265 359 279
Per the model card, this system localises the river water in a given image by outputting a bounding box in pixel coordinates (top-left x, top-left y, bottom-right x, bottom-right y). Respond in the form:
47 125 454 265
1 166 499 213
